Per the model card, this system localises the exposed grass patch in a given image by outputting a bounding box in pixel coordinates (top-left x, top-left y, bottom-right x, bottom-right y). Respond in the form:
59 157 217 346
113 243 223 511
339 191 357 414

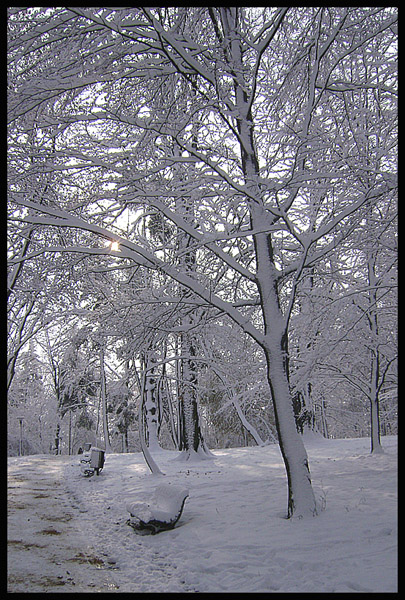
8 539 46 549
7 501 28 510
8 574 67 587
38 527 62 535
67 551 105 566
46 513 73 522
9 475 27 482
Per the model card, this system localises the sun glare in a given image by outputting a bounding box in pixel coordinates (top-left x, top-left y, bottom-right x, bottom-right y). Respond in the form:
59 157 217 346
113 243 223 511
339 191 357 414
105 240 120 251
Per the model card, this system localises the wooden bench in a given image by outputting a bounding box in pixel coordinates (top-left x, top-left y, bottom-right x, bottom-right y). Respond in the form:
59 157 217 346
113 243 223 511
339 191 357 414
126 484 189 535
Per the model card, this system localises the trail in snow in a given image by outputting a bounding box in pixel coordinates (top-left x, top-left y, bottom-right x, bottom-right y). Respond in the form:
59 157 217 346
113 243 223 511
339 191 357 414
8 436 397 593
7 455 120 593
7 454 194 593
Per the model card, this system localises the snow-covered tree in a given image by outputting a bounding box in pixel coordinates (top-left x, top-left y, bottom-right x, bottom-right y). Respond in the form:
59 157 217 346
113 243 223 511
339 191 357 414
7 343 58 455
8 7 397 517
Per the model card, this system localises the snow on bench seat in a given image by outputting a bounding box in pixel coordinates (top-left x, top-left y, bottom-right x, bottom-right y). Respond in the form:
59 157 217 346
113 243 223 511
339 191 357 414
126 483 189 535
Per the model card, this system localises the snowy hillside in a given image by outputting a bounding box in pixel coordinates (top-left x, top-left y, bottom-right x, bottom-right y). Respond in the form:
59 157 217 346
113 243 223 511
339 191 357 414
8 435 397 593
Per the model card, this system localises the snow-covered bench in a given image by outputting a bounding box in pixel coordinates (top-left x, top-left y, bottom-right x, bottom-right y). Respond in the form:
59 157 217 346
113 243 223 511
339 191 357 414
80 446 105 477
126 484 189 535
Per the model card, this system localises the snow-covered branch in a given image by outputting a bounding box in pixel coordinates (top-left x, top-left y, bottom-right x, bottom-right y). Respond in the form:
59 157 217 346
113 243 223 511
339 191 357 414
11 196 267 348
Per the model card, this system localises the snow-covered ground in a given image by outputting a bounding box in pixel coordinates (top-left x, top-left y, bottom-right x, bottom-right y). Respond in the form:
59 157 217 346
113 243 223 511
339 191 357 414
8 435 397 593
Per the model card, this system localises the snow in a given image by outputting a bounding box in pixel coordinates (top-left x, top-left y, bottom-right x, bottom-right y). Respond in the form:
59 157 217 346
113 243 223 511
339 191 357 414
126 483 189 528
8 435 397 593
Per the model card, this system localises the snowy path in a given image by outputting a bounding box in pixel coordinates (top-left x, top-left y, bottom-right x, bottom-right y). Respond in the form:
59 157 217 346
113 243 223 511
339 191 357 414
7 455 120 593
8 436 397 593
7 454 194 593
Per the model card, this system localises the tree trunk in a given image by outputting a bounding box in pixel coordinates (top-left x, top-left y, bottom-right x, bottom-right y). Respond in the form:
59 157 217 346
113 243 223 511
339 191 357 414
367 254 384 453
99 347 112 453
68 409 72 455
173 134 212 460
319 397 329 439
138 363 164 475
143 353 160 452
263 328 317 518
231 395 266 446
225 5 317 513
370 350 383 453
54 422 60 455
293 385 317 435
178 330 213 459
251 219 317 516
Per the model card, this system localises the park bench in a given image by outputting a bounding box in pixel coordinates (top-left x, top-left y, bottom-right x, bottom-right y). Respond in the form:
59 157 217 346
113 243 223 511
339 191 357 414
126 483 189 535
80 445 105 477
